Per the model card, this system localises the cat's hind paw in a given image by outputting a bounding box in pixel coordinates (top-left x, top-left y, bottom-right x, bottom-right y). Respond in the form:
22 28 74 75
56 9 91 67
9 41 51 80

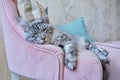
101 56 110 65
97 50 110 65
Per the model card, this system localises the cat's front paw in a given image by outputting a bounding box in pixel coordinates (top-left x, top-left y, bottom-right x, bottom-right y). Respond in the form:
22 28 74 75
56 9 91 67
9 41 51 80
64 58 77 70
64 41 78 70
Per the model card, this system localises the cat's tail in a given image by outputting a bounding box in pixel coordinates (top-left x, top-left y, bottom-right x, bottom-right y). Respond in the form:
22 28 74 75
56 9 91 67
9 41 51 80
102 63 109 80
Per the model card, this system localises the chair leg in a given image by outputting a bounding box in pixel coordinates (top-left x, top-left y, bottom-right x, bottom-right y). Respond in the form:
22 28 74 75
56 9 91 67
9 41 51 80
11 72 20 80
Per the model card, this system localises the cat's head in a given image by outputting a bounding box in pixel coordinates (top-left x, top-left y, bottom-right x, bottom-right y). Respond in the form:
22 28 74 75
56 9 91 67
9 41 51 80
17 8 54 44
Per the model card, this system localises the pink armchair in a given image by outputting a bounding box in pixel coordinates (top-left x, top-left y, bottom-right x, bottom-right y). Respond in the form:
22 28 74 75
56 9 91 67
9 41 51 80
0 0 120 80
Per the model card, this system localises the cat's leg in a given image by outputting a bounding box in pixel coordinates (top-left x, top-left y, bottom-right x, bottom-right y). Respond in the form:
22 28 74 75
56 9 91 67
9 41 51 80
77 37 110 79
88 43 110 64
88 43 110 80
53 33 77 70
81 38 110 64
64 41 78 70
77 36 110 64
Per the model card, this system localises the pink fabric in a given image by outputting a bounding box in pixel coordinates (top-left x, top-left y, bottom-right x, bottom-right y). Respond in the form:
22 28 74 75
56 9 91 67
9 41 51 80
96 42 120 80
64 50 102 80
0 0 120 80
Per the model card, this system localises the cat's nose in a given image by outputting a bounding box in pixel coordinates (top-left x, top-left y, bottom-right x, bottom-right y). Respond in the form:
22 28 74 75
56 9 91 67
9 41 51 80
41 33 46 39
42 37 45 40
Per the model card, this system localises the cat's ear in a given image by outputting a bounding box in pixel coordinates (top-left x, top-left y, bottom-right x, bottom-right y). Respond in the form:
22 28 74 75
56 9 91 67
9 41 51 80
16 17 28 32
42 7 49 23
43 7 48 16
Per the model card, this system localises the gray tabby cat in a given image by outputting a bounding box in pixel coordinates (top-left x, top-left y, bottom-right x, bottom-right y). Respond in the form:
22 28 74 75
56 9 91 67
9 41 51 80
17 8 110 71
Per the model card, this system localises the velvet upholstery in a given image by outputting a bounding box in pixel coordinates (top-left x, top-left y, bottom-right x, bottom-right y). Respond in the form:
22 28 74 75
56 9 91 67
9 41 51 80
0 0 120 80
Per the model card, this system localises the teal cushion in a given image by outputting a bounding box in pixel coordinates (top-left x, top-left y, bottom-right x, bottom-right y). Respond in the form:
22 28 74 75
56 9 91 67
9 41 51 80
57 17 93 42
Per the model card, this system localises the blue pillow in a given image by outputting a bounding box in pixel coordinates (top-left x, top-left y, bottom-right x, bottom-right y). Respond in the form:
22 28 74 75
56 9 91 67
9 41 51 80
56 17 93 42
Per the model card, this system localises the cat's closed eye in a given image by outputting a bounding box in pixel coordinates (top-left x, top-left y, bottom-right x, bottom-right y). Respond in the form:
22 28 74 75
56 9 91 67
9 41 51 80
34 34 38 37
45 29 49 33
42 27 47 31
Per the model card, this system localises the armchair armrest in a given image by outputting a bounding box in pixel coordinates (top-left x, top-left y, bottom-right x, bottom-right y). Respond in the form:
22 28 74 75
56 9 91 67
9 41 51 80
0 1 64 80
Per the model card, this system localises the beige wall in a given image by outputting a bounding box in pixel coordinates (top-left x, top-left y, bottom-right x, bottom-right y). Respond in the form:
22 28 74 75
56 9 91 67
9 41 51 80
37 0 120 42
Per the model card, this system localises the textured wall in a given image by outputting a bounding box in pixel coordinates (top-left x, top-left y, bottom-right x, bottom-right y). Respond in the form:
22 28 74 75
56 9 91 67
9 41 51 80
37 0 120 42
